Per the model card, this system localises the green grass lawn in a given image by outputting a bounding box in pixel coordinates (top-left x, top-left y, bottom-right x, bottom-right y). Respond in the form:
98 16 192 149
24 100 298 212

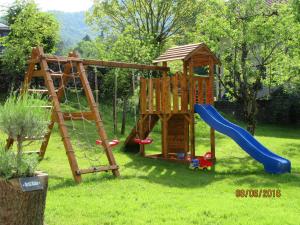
2 106 300 225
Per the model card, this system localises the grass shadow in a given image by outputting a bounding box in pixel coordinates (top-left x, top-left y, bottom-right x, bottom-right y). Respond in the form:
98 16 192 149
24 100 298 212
122 152 300 188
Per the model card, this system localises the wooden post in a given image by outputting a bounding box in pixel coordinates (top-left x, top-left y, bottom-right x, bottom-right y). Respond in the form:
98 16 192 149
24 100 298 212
140 78 147 113
149 78 153 114
209 57 216 160
161 115 168 158
162 61 169 158
189 60 195 158
155 78 161 113
172 75 178 113
162 62 167 78
181 62 188 112
164 76 171 113
198 78 203 104
139 115 145 156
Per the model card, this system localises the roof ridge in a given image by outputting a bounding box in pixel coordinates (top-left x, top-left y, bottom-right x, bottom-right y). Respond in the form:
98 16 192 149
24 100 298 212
168 43 202 49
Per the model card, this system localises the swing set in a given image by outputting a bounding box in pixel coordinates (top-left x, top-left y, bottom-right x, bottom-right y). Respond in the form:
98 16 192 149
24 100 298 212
6 46 168 183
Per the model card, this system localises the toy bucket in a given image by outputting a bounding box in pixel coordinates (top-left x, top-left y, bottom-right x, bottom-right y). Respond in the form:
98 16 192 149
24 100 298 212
176 152 185 160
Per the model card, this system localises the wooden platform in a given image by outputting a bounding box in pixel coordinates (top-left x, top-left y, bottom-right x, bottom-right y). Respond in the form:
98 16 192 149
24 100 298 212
144 153 201 164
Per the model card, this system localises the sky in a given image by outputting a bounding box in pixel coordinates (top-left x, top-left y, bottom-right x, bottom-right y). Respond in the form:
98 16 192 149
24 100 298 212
0 0 93 14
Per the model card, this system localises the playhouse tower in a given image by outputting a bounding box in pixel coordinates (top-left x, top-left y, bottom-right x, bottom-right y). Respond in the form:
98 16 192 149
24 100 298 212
125 43 221 162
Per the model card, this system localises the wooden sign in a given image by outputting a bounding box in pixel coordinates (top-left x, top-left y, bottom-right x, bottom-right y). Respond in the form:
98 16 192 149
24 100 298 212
19 177 44 192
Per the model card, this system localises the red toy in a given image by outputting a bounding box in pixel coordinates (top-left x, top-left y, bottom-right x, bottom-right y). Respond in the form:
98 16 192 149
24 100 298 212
190 152 214 170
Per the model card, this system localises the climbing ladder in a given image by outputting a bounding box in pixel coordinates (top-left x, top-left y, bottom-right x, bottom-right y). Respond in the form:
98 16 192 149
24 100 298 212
7 47 119 183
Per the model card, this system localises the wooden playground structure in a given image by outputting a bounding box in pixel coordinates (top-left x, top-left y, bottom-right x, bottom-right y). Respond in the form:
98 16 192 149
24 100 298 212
6 43 220 182
6 46 169 183
124 43 221 163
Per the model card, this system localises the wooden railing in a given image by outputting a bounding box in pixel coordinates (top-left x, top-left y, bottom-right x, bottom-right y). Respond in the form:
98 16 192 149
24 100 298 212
140 73 187 114
140 74 213 114
193 76 213 105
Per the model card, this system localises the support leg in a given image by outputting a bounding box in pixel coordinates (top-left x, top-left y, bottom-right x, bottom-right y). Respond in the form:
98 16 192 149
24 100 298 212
210 127 216 162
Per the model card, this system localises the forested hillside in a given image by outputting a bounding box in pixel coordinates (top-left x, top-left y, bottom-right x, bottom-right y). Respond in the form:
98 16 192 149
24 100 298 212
49 10 97 48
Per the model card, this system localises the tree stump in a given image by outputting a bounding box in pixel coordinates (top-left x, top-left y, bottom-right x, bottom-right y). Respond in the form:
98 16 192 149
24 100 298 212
0 173 48 225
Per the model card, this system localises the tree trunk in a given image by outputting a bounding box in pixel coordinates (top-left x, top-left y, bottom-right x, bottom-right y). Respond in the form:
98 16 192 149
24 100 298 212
121 97 127 135
0 173 48 225
243 97 258 135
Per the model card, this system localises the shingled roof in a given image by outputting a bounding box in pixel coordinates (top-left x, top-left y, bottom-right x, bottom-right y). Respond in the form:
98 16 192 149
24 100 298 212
153 43 220 65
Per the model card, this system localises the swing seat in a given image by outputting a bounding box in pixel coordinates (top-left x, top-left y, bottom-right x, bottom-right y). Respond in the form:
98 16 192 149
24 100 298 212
134 137 153 145
96 139 120 147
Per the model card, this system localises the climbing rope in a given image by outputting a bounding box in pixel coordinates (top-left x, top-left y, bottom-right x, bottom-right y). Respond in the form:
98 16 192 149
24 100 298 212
56 58 103 165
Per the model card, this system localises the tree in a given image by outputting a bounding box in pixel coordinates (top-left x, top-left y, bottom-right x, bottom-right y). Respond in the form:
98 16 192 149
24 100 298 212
87 0 200 51
194 0 300 134
2 0 27 25
0 1 59 77
292 0 300 21
74 39 101 59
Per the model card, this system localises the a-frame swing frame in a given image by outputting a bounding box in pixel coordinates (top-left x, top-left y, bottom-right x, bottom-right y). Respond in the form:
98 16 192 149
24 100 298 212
7 47 120 183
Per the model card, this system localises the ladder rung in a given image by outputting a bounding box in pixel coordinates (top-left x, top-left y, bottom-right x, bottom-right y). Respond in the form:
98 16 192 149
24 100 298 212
28 105 53 109
23 151 40 154
39 106 53 109
27 89 48 94
23 89 58 94
24 136 45 141
31 70 44 77
62 112 95 121
76 165 119 175
50 73 80 79
45 56 82 63
50 73 63 77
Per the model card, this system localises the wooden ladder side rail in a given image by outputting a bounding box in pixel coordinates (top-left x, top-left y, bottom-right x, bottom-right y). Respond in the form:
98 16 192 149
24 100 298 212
39 60 73 158
75 60 120 177
37 48 82 183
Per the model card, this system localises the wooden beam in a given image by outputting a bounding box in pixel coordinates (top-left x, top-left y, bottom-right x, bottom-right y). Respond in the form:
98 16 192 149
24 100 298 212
77 165 119 175
31 70 44 77
83 59 169 72
59 112 96 121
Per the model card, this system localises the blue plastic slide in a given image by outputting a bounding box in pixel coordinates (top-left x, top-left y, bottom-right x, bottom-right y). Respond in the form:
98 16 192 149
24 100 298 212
194 104 291 174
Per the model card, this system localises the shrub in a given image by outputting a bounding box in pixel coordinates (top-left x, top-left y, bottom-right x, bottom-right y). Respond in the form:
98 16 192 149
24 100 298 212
0 146 38 179
0 92 51 178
